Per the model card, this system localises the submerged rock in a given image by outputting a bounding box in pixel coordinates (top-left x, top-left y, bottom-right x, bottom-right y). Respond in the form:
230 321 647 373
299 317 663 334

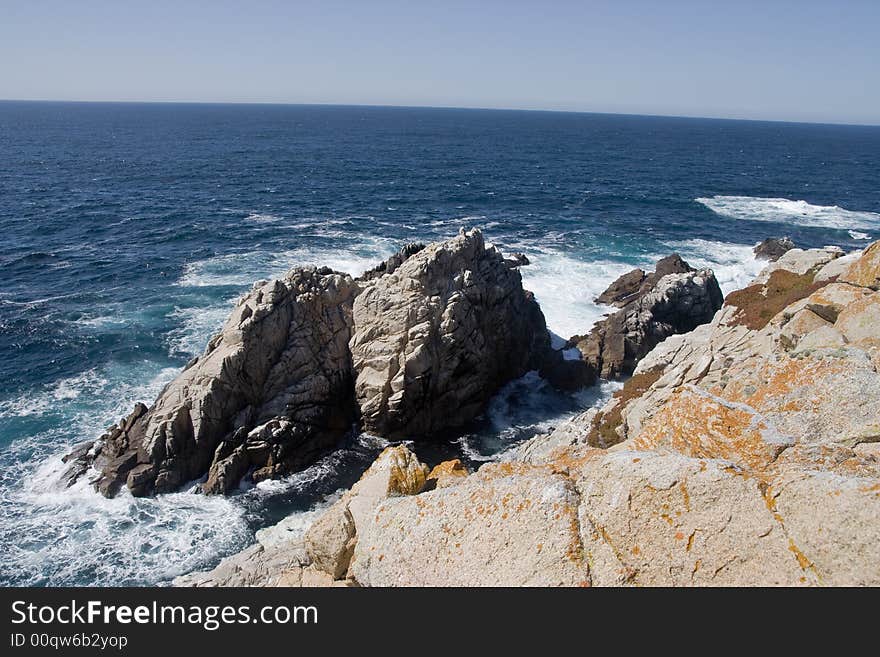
350 228 553 439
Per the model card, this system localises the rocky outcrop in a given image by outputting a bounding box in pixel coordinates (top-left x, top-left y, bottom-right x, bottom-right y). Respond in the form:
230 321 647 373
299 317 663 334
350 228 553 438
67 267 360 497
66 228 565 497
593 254 693 308
754 237 796 261
173 241 880 587
572 256 723 378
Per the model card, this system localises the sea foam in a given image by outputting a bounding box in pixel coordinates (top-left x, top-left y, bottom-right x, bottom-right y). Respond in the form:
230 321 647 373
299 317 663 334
665 238 765 295
697 195 880 231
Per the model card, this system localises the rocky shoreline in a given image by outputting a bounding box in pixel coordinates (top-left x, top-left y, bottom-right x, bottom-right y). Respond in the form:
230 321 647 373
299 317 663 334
65 228 880 586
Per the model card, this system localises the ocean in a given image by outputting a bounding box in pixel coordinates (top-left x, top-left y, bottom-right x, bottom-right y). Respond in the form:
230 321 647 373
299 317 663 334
1 101 879 586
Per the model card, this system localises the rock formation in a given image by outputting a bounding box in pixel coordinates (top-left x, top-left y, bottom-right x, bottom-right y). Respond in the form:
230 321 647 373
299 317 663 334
65 228 556 496
65 267 360 496
572 255 723 378
175 240 880 587
754 236 796 261
349 228 553 438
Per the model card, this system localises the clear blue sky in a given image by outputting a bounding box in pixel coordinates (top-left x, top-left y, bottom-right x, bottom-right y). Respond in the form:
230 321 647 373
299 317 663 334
2 0 878 124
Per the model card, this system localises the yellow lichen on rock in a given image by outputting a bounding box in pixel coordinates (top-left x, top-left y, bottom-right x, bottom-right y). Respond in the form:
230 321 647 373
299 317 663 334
426 459 469 489
840 241 880 290
633 386 790 473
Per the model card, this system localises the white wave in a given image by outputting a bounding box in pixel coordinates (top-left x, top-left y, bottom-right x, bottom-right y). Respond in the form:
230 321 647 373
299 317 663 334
0 452 249 586
427 215 486 227
697 195 880 230
849 230 872 240
166 301 235 357
176 240 397 288
245 212 283 223
0 359 247 586
665 238 764 295
517 251 635 339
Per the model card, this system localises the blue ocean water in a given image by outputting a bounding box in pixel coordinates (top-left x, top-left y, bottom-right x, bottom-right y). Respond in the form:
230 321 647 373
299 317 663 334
1 101 879 586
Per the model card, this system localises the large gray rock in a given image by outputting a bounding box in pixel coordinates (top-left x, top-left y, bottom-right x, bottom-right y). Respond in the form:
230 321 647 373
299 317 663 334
350 228 553 439
574 267 723 379
754 237 796 261
67 267 359 497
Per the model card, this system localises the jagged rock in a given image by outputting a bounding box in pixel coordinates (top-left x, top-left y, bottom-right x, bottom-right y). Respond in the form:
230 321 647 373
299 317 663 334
304 445 428 579
573 267 723 379
350 228 553 438
594 254 693 308
358 243 425 282
503 253 530 268
754 237 796 261
351 462 589 586
594 268 646 307
69 267 359 497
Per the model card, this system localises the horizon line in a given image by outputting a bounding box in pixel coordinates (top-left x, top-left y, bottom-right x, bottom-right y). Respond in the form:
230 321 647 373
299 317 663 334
1 98 878 129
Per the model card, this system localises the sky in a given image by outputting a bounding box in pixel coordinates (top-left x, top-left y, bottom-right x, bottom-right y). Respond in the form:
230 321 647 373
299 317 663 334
1 0 878 125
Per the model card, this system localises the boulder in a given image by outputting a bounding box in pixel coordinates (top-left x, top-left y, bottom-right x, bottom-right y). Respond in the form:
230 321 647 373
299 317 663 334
594 268 646 307
350 228 553 438
68 267 360 497
754 237 796 261
303 445 429 579
574 267 723 378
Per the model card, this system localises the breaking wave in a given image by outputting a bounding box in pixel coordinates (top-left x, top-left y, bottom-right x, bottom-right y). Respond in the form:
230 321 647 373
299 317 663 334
697 195 880 231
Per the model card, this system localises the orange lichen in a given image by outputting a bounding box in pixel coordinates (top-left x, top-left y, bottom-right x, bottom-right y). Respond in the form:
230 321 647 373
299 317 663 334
633 387 784 473
586 367 665 447
679 481 691 512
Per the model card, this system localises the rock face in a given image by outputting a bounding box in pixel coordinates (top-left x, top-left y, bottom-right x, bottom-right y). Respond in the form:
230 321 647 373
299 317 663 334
754 237 796 261
350 228 552 438
573 256 723 378
351 462 589 587
68 267 360 497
